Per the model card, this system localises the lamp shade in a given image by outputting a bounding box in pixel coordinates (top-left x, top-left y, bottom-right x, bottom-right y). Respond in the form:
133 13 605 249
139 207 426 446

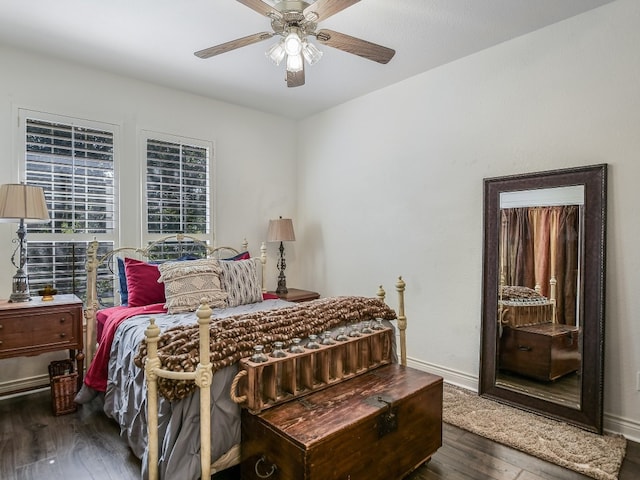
267 217 295 242
0 184 50 223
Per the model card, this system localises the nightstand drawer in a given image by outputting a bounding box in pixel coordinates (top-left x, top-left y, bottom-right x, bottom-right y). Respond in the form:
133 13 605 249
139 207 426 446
0 309 77 354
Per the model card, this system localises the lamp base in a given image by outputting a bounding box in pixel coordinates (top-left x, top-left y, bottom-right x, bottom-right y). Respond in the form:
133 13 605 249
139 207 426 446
9 292 31 303
9 268 31 303
275 241 288 295
275 280 288 295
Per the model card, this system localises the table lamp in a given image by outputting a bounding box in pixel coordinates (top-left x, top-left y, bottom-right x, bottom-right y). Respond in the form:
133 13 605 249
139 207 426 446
267 216 295 294
0 183 50 302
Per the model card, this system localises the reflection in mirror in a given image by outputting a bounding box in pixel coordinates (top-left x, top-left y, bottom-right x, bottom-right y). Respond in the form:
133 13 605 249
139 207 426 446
497 186 584 409
480 164 606 434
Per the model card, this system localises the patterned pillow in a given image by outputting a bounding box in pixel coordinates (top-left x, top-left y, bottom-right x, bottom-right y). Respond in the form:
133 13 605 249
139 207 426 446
118 255 198 306
157 258 228 314
219 258 263 307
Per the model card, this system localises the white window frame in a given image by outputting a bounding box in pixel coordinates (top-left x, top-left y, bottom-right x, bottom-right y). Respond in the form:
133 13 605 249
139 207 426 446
17 109 120 299
140 130 214 247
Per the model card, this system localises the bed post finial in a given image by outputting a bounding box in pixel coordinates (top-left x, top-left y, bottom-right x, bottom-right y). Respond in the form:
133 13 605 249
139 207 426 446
195 301 213 367
260 242 267 293
396 276 407 367
377 285 385 302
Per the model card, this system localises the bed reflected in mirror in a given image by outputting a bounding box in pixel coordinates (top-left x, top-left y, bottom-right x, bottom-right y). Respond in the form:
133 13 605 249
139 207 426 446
479 164 607 434
496 186 584 409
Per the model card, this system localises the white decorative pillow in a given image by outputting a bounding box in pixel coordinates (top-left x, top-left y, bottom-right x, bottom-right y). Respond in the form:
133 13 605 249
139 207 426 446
219 258 263 307
157 258 228 314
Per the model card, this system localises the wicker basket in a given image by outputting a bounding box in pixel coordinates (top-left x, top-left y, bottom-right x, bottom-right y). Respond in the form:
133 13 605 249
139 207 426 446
48 359 78 416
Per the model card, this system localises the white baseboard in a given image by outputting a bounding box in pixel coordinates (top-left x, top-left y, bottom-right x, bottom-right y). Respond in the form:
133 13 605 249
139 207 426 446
407 356 478 391
406 356 640 443
604 412 640 443
0 374 50 398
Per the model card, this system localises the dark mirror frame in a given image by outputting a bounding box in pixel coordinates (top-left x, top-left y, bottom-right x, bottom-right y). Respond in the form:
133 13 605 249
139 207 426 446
479 164 607 433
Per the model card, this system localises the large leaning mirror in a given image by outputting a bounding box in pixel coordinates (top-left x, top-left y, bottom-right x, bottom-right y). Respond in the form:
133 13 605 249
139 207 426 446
479 164 607 433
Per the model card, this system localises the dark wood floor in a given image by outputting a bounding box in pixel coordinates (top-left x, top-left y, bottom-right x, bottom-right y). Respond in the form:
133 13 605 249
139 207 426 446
1 389 639 479
497 370 580 409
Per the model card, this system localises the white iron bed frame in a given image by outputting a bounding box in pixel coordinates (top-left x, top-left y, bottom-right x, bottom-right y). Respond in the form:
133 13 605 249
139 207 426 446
83 235 407 480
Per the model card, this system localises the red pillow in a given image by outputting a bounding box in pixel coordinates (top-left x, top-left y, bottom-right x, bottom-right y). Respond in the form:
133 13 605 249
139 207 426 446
224 251 250 261
124 257 166 307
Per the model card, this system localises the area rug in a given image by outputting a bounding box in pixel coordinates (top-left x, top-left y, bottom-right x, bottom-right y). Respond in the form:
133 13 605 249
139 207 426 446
442 384 627 480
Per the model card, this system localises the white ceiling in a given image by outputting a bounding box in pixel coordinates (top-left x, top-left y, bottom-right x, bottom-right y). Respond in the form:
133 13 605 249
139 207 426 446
0 0 615 119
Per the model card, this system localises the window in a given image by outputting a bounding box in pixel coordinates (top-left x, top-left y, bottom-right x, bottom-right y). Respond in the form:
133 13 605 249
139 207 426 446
21 112 118 302
143 132 213 247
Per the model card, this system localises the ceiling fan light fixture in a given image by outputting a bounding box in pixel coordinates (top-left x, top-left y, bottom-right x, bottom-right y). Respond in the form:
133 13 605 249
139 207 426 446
197 0 395 87
286 52 304 72
283 30 303 56
266 40 286 65
302 39 323 65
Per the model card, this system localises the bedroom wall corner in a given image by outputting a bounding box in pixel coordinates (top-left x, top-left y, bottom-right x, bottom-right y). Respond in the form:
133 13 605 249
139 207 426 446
295 0 640 440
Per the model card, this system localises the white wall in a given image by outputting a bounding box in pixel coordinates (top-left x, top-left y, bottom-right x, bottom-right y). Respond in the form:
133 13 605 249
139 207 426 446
1 0 638 443
297 0 640 440
0 46 298 390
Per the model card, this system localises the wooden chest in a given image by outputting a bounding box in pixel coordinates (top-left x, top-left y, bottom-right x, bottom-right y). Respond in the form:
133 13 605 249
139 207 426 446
241 364 443 480
499 323 580 381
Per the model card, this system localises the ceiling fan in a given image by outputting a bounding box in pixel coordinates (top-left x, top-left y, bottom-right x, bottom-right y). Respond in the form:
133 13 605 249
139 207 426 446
194 0 395 88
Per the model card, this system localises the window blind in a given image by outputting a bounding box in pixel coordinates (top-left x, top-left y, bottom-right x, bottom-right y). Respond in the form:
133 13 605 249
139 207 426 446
28 240 114 302
23 116 117 301
26 119 115 235
146 138 209 235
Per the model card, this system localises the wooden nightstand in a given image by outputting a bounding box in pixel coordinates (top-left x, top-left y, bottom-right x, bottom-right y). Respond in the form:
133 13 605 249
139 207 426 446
270 288 320 303
0 294 84 394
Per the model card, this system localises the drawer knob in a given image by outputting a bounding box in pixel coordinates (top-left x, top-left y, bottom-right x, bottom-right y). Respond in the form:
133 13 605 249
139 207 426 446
60 317 66 323
60 333 66 338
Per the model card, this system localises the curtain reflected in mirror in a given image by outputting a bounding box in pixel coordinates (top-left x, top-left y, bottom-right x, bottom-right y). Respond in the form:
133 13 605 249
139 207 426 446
497 190 583 409
480 165 606 434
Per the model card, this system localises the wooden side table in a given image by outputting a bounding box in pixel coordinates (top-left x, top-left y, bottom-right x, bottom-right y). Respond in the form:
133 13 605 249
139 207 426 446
269 288 320 303
0 294 84 394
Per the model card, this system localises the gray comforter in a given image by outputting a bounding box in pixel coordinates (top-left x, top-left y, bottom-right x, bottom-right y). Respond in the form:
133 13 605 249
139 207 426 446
103 299 293 480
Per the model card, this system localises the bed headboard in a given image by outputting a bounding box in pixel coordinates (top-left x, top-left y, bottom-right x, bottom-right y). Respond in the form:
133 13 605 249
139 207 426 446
84 234 266 362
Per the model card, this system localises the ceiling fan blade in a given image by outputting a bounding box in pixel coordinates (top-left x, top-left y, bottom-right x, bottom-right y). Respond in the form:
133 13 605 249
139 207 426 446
287 64 305 88
194 32 274 59
236 0 282 19
303 0 360 22
316 29 395 64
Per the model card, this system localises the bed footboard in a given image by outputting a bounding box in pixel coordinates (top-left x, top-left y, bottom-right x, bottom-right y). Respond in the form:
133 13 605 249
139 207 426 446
145 302 214 480
143 277 407 480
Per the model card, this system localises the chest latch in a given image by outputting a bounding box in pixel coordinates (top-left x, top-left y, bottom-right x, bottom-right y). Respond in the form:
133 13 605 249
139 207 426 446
366 394 398 438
